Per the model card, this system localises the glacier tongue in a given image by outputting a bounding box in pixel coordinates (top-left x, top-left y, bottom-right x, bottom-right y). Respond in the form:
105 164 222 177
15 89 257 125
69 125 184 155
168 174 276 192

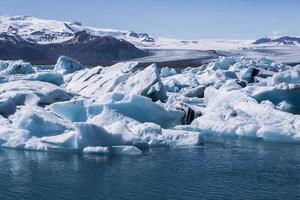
0 55 300 154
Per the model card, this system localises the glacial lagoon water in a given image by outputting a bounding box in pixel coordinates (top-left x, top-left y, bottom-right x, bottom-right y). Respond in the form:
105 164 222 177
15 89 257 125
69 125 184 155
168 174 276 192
1 138 300 200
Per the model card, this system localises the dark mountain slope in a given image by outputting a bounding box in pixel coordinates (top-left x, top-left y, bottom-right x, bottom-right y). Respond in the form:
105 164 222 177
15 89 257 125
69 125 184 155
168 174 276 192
0 31 147 66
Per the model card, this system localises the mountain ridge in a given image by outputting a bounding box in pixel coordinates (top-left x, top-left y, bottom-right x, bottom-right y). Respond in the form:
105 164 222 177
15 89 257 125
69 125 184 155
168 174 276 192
0 30 147 65
1 15 300 65
253 36 300 45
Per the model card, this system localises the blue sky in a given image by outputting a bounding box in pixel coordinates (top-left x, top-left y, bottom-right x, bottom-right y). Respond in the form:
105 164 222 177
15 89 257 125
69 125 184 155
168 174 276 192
1 0 300 39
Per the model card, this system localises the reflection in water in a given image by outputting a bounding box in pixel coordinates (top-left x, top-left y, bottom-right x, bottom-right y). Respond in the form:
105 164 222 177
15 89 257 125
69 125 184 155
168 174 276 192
1 138 300 200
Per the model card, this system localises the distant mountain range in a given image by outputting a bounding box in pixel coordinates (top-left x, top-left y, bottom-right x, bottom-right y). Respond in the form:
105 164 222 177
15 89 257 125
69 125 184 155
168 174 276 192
0 15 149 65
0 15 299 65
0 15 156 46
0 31 146 65
253 36 300 45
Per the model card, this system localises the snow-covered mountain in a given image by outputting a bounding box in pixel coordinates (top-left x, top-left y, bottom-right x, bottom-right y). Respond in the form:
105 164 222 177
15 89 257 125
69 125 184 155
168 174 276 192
0 15 155 45
253 36 300 46
0 15 149 65
0 15 252 50
1 15 300 64
3 15 300 49
0 30 147 65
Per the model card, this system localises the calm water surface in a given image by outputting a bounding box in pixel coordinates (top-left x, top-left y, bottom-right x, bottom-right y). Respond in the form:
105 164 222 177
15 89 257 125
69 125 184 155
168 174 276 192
1 138 300 200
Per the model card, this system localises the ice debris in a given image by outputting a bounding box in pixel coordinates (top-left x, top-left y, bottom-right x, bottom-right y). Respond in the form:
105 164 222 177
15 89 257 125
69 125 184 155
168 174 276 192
0 55 300 155
54 55 85 75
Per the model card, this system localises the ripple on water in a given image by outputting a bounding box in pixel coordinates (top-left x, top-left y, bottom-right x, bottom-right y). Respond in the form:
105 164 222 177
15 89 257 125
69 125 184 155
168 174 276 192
0 139 300 200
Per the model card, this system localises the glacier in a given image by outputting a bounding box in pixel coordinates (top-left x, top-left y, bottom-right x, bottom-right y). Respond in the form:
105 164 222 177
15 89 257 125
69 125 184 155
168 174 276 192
2 15 300 65
0 55 300 155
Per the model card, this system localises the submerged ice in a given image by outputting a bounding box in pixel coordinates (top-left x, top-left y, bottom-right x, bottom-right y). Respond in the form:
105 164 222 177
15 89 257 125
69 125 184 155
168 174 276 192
0 55 299 154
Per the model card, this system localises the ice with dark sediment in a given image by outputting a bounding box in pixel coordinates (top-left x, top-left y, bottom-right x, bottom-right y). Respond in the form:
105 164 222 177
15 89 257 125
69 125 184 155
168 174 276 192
0 55 300 155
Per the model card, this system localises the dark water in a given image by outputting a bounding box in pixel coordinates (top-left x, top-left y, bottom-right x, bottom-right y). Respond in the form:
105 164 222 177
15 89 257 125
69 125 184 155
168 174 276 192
1 138 300 200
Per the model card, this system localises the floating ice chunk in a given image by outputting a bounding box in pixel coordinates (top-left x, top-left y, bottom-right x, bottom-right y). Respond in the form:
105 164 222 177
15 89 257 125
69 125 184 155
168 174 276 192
0 80 73 117
83 146 110 154
160 66 177 77
54 55 85 75
0 128 31 149
163 67 238 91
239 67 260 83
63 66 104 95
1 56 299 152
130 122 162 136
83 145 143 155
0 80 73 103
35 131 79 150
0 71 64 85
207 56 235 70
267 66 300 86
251 85 300 114
163 93 206 119
90 108 165 149
229 57 287 73
276 101 294 113
23 122 128 151
29 72 64 85
114 63 167 101
183 85 206 98
88 105 197 148
92 92 125 105
0 60 35 75
64 62 167 101
83 145 142 156
261 100 275 107
12 106 74 137
162 73 200 92
104 95 183 128
192 88 300 142
235 124 260 138
129 122 165 147
105 120 147 147
75 122 122 149
0 92 30 117
103 61 139 73
89 107 161 147
256 125 300 142
219 80 242 91
63 62 138 97
48 99 88 122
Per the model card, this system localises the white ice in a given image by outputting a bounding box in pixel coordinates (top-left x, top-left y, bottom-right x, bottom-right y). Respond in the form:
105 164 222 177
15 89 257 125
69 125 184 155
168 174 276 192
0 55 300 155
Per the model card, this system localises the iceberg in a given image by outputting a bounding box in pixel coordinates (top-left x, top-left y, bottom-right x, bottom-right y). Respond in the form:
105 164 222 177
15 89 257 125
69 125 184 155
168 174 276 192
12 106 74 137
0 58 68 85
0 60 35 75
207 56 235 70
160 66 177 77
0 80 73 117
251 84 300 114
63 62 167 101
267 65 300 86
191 86 300 142
83 145 142 156
113 64 167 102
0 56 299 155
83 146 110 154
54 55 85 75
